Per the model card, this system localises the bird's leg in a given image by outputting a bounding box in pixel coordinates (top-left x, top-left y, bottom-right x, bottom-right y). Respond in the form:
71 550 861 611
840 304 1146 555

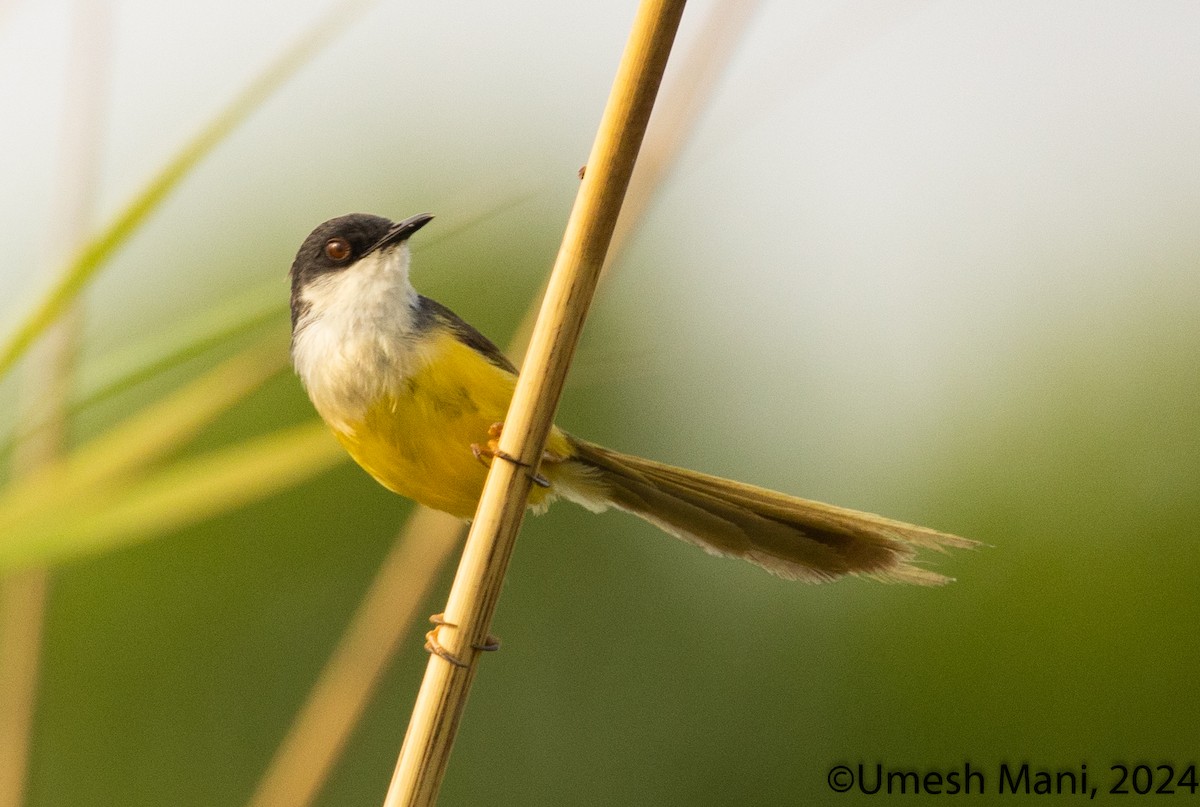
424 613 500 668
470 422 562 488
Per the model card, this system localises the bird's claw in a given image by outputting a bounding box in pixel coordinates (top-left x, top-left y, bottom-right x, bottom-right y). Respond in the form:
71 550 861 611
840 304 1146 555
424 613 500 668
470 423 556 487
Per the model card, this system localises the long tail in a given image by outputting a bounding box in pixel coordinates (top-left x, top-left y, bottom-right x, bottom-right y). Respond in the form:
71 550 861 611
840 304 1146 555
561 437 976 585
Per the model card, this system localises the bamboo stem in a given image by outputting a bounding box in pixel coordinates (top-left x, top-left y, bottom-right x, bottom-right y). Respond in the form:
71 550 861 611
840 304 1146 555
382 2 687 804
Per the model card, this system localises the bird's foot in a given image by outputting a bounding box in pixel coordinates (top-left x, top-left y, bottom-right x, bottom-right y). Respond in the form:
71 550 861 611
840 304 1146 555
470 422 561 488
424 613 500 668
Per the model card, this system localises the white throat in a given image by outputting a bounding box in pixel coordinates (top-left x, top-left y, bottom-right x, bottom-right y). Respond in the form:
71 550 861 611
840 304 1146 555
291 244 426 432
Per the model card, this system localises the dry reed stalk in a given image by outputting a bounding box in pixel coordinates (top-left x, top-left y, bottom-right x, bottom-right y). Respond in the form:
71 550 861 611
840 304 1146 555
245 507 463 807
0 4 110 803
0 571 47 807
508 0 761 354
383 2 687 804
245 2 765 804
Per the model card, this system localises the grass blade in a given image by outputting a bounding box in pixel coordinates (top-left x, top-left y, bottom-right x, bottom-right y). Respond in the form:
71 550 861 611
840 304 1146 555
0 0 377 381
74 281 285 412
0 295 286 472
0 335 289 533
0 420 342 571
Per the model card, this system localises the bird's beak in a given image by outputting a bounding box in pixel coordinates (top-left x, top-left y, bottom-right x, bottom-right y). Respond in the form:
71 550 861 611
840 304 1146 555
369 213 434 254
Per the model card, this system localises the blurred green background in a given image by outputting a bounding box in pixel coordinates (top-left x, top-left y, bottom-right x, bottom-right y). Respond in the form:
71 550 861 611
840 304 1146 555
3 1 1199 805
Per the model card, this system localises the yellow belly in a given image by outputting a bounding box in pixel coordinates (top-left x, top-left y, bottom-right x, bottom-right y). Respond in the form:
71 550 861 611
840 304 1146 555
330 331 574 518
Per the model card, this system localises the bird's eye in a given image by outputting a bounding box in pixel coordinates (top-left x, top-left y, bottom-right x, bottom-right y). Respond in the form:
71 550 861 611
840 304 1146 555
324 237 352 262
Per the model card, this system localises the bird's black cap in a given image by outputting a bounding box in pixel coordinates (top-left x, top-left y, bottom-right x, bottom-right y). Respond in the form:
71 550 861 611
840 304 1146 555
290 213 433 282
289 212 434 330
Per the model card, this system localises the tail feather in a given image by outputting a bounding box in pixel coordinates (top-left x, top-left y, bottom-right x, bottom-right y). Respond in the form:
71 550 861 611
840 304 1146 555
563 437 975 585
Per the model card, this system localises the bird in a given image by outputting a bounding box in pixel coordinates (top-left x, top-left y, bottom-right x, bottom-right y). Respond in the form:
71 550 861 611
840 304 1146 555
289 212 975 585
